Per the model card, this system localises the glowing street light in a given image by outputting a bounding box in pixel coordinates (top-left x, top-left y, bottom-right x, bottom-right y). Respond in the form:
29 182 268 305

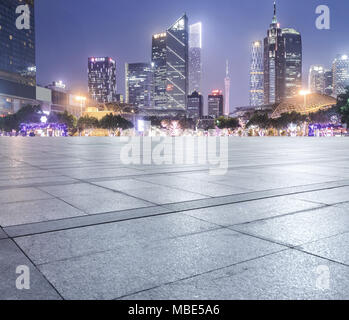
75 96 86 117
299 90 310 113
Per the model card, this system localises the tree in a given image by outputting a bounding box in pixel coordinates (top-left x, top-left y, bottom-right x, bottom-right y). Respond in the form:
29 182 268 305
16 105 42 123
216 117 240 129
0 114 18 132
77 116 99 132
0 105 42 132
271 112 306 129
337 87 349 126
308 107 337 124
48 111 77 130
246 113 270 129
99 113 133 131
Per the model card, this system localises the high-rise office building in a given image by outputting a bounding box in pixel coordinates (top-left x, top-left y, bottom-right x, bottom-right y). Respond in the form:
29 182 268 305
308 65 325 94
324 70 333 96
189 22 202 94
152 32 167 109
263 1 285 104
332 55 349 97
187 91 203 119
282 28 302 98
125 63 153 108
0 0 36 87
88 57 116 103
166 14 189 110
263 2 302 104
224 60 230 116
250 41 264 106
208 90 224 118
151 14 189 110
0 0 36 115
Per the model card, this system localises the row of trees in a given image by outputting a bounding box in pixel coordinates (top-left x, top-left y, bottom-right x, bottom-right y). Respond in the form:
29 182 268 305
246 106 341 129
0 105 44 132
0 106 134 134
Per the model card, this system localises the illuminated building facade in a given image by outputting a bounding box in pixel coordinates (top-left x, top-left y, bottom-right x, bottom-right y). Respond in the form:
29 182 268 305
263 1 285 104
250 41 264 106
125 63 153 108
263 2 302 103
208 90 224 118
151 14 189 110
0 0 36 87
282 28 302 98
189 22 202 94
308 65 325 94
152 32 167 109
324 70 333 96
88 57 116 103
224 60 230 116
0 0 36 115
166 14 189 110
332 55 349 97
187 90 203 119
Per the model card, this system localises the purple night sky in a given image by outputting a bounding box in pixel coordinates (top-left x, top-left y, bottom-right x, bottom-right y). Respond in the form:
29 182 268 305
36 0 349 109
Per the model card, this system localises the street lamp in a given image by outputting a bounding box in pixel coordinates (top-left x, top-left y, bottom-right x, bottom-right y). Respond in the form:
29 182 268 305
75 96 86 117
299 90 310 114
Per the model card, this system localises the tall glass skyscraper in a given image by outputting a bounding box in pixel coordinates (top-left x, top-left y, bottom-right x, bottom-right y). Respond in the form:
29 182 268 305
125 63 153 109
263 2 302 104
151 14 189 110
282 28 302 99
332 55 349 97
208 90 224 118
263 1 285 104
0 0 36 87
189 22 202 94
151 32 167 109
250 41 264 106
88 57 116 103
166 14 189 110
324 70 333 96
308 65 325 94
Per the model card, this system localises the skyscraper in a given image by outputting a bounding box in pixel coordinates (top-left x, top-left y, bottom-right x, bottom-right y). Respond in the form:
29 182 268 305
308 65 325 94
187 91 203 119
0 0 36 115
224 60 230 116
263 1 285 104
166 14 189 110
152 32 167 109
88 57 116 104
282 28 302 98
250 41 264 106
125 63 153 108
208 90 224 118
263 2 302 103
324 70 333 96
332 55 349 97
151 14 189 110
189 22 202 94
0 0 36 87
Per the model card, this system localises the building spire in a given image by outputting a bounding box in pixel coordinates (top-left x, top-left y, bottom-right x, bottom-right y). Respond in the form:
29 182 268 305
226 60 229 77
272 0 278 24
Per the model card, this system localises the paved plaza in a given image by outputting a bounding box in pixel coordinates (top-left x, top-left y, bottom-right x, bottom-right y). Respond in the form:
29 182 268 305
0 137 348 300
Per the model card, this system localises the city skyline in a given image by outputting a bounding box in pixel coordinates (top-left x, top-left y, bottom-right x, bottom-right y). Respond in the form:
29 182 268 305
35 0 349 109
